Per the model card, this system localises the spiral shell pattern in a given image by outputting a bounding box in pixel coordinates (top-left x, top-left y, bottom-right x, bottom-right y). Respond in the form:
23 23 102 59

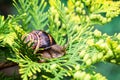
23 30 56 53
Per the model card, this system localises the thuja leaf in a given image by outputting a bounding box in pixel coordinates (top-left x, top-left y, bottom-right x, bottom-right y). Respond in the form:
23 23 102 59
14 0 48 31
0 16 10 34
29 0 48 30
13 0 32 31
8 54 41 80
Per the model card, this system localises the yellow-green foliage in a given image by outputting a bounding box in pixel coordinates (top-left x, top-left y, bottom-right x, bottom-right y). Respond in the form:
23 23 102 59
0 0 120 80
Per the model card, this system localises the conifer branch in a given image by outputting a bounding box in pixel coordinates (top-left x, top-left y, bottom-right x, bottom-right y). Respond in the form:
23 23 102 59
0 0 120 80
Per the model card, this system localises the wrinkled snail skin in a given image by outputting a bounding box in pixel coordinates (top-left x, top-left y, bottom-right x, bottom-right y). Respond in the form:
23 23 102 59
49 44 65 58
23 30 66 59
41 44 65 58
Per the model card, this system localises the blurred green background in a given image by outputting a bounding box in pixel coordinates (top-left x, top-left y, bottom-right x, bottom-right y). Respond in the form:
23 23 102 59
95 16 120 80
0 0 120 80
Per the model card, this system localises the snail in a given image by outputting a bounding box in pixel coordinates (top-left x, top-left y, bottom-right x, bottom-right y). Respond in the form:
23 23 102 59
0 30 66 76
22 30 66 59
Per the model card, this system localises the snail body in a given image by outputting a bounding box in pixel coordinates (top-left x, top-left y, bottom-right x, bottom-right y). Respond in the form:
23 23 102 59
22 30 65 59
41 44 65 58
0 30 66 76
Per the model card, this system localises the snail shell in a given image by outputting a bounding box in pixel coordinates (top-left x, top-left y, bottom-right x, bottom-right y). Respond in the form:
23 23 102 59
23 30 56 54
